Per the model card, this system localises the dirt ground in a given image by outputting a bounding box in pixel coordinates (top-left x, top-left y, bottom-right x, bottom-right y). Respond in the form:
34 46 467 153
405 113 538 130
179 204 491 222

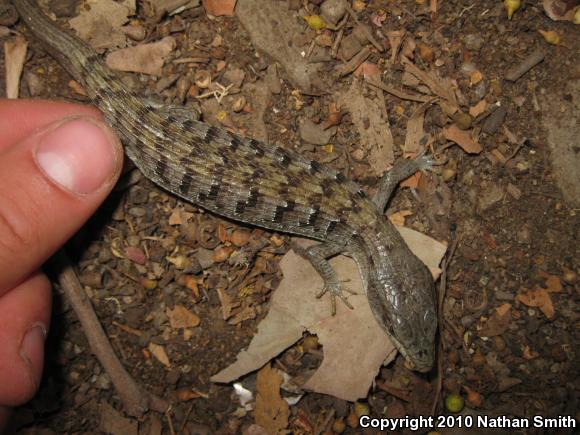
1 0 578 434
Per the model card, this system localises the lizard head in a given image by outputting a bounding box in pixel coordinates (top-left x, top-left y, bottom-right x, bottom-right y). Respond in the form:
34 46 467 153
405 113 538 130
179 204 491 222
366 248 438 373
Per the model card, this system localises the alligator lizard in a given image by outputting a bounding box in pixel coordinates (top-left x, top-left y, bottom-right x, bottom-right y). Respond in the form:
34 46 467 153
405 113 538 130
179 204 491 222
12 0 438 372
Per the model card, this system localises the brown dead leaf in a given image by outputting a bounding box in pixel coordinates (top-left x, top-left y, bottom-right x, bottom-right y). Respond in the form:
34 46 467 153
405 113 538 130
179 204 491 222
470 70 483 86
339 80 394 172
469 99 488 118
402 58 459 111
479 303 511 337
202 0 237 16
167 305 201 329
386 30 405 63
400 171 422 189
388 210 413 227
321 103 344 130
538 271 563 293
523 344 539 360
217 288 240 320
106 36 176 76
168 207 193 225
404 106 428 155
353 61 380 80
516 287 555 319
69 0 134 50
255 364 289 434
148 342 171 367
443 124 483 154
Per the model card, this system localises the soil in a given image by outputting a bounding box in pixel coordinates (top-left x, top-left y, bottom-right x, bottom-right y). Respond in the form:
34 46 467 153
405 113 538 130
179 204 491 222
1 0 578 434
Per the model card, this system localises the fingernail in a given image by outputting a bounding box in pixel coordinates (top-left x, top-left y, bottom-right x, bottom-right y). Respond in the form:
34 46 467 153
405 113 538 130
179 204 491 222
35 118 119 194
20 324 47 388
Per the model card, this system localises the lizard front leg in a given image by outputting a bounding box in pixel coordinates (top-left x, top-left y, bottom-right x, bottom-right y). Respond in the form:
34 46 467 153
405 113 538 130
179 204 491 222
292 241 356 314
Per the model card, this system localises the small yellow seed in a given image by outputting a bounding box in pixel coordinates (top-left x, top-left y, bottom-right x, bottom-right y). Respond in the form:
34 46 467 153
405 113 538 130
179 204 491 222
303 15 326 31
445 394 465 413
504 0 521 20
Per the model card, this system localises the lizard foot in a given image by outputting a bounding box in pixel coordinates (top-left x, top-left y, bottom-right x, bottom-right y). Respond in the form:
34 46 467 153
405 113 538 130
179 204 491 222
315 279 357 315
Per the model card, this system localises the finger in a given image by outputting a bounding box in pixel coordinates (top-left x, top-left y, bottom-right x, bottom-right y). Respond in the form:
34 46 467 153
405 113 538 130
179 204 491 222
0 99 101 151
0 115 123 293
0 272 51 407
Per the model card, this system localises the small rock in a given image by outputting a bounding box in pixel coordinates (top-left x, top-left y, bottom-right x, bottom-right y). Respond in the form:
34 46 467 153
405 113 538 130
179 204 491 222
339 33 363 61
477 182 504 212
516 226 531 244
320 0 346 26
351 23 372 44
196 248 215 269
299 118 336 145
223 67 246 88
463 33 485 51
482 106 507 135
49 0 76 17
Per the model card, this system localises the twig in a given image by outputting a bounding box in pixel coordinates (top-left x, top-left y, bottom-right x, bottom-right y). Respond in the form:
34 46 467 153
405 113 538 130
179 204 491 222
51 249 170 417
335 46 370 76
365 76 434 103
430 235 459 416
344 2 383 52
504 49 545 82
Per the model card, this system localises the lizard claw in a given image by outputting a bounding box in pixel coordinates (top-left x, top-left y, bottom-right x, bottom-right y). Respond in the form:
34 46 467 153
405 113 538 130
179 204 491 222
316 279 356 314
415 151 445 172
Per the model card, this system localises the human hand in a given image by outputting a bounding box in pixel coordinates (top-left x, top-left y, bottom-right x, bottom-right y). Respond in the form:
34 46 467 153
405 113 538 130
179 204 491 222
0 99 123 430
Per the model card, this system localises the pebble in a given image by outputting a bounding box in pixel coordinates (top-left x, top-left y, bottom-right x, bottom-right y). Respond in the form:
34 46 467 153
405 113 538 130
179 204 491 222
482 106 507 134
516 226 531 244
463 34 485 51
298 118 336 145
477 182 504 212
320 0 347 26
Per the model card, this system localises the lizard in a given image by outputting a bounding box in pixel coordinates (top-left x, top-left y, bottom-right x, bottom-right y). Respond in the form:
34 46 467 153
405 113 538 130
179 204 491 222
11 0 438 372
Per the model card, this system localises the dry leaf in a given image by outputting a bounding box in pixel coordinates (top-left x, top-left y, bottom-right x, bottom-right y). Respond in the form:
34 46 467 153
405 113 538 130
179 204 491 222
470 70 483 86
399 171 422 189
202 0 237 16
167 305 201 329
516 287 555 319
479 303 511 337
353 61 380 80
168 207 193 225
443 125 483 154
4 35 27 99
69 0 135 50
388 210 413 227
469 99 488 118
212 229 447 401
148 342 171 367
404 106 427 155
255 364 289 434
538 271 563 293
106 36 175 76
339 80 394 173
402 58 459 111
523 344 539 360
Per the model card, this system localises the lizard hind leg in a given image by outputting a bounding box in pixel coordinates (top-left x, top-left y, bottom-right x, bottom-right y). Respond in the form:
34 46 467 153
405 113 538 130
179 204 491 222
292 241 357 315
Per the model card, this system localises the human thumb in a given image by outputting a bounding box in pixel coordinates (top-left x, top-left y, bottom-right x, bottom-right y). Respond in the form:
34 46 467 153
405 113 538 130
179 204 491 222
0 115 123 294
